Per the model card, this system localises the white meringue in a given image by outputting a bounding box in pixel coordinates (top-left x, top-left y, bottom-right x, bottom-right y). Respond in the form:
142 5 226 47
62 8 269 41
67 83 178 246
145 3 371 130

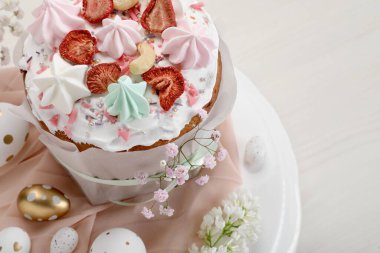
33 54 90 114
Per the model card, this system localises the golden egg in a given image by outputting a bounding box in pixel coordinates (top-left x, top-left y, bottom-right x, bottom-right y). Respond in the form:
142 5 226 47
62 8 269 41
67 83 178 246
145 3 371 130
17 184 70 222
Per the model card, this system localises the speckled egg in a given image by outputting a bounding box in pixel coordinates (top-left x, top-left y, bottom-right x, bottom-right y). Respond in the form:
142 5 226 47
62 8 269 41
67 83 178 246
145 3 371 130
0 103 29 167
90 228 147 253
17 184 70 222
244 136 267 172
50 227 78 253
0 227 31 253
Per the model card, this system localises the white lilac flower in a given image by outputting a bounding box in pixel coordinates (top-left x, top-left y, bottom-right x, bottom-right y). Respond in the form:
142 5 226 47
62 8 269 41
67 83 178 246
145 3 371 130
159 205 175 217
141 207 155 219
154 189 169 203
0 0 19 11
0 27 4 42
216 148 228 162
13 8 22 19
0 10 10 26
190 188 260 253
9 20 23 36
0 46 10 66
195 175 210 186
203 154 217 169
134 171 149 185
166 143 179 157
211 130 221 142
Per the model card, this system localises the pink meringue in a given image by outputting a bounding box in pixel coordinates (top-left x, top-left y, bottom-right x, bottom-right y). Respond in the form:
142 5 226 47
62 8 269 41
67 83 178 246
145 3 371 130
162 20 218 69
28 0 85 48
96 16 144 59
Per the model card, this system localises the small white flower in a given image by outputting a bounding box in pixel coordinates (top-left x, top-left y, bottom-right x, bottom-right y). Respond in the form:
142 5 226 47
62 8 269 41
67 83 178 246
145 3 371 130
0 0 19 11
211 130 221 142
0 46 10 66
9 20 23 36
0 27 5 42
216 148 228 162
13 8 23 19
0 10 10 26
165 143 179 157
160 160 167 168
195 175 209 186
189 188 260 253
159 205 175 217
203 154 217 169
141 207 155 219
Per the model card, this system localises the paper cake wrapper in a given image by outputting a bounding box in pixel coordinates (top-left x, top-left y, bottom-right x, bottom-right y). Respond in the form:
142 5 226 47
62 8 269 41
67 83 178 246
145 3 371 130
10 40 237 205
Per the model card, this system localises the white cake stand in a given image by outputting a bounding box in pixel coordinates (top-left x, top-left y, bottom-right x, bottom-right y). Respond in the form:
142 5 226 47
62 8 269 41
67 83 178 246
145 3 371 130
232 69 301 253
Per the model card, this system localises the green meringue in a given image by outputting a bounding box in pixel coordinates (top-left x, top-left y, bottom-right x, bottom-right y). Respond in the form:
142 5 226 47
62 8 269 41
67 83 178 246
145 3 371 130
105 76 150 123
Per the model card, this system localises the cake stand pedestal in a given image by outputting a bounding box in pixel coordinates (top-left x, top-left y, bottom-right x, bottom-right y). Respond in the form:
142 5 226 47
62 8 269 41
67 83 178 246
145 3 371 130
233 69 301 253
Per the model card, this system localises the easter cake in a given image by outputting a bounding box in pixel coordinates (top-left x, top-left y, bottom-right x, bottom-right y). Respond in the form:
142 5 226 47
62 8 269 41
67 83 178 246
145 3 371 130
18 0 237 205
20 0 222 153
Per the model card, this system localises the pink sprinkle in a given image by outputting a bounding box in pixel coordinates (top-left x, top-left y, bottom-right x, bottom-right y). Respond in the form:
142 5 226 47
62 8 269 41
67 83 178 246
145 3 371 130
36 65 49 75
49 114 60 127
104 110 117 124
81 101 92 109
63 126 72 138
191 2 205 11
118 128 130 141
186 84 199 106
39 104 54 110
67 108 78 125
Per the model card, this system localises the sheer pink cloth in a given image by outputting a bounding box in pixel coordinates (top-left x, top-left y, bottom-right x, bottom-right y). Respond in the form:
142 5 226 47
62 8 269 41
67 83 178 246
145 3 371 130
0 68 242 253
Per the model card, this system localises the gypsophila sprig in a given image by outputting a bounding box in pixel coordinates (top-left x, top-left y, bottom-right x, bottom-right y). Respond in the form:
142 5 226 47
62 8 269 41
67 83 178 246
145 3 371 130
189 188 260 253
0 0 24 66
137 126 227 219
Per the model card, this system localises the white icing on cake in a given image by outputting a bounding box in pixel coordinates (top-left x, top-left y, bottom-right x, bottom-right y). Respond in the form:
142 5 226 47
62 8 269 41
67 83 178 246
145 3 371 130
22 0 219 152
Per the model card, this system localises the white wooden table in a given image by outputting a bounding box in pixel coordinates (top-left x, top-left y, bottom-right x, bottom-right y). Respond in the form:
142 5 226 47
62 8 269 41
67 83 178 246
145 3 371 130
204 0 380 252
7 1 380 252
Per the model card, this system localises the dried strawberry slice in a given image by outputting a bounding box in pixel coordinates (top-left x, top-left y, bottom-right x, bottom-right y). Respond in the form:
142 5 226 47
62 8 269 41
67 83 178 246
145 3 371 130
142 67 185 111
87 63 121 94
82 0 114 24
59 30 97 65
141 0 177 34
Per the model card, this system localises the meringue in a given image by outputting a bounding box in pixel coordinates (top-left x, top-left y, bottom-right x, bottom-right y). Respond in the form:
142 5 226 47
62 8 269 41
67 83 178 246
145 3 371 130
105 76 150 123
96 15 143 59
162 20 218 69
33 54 90 114
28 0 85 48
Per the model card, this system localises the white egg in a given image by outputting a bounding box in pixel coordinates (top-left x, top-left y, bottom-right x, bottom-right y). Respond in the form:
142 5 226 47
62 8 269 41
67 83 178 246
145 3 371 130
50 227 78 253
90 228 147 253
244 136 267 172
0 227 31 253
0 103 29 167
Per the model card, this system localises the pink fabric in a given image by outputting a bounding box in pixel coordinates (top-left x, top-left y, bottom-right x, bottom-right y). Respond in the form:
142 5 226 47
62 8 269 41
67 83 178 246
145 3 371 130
0 68 242 253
